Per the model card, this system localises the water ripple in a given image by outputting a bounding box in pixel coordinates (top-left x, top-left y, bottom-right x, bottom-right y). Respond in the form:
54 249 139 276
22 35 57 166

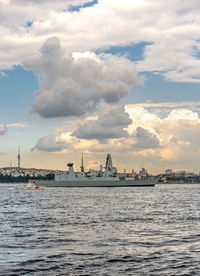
0 183 200 275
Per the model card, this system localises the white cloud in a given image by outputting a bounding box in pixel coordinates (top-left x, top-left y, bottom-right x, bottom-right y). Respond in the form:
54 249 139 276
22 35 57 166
166 109 198 120
7 122 30 128
132 127 160 150
31 134 70 152
72 105 132 141
24 37 140 118
0 123 7 135
0 0 200 82
127 101 200 109
0 71 7 77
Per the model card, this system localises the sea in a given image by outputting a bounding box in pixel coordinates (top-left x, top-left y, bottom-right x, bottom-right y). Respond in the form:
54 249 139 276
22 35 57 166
0 183 200 276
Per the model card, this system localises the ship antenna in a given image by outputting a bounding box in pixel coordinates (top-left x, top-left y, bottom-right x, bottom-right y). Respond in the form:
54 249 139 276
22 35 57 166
17 146 21 168
80 152 84 172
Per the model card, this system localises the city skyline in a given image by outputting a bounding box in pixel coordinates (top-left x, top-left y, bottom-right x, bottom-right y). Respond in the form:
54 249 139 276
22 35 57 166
1 0 200 173
1 146 199 176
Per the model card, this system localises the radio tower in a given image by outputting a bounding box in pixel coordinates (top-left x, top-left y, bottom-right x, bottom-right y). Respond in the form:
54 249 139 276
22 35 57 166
17 146 21 168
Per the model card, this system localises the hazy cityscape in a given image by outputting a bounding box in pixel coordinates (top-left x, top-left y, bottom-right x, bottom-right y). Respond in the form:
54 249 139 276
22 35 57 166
1 149 200 183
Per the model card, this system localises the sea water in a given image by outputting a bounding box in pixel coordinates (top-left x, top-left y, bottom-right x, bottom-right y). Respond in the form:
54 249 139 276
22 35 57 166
0 183 200 275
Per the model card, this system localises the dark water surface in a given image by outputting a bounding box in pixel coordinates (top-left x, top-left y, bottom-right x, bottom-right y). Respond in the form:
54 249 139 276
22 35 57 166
0 183 200 275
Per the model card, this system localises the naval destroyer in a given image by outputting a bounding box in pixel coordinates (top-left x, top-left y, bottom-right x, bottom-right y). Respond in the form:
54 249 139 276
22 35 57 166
32 154 155 187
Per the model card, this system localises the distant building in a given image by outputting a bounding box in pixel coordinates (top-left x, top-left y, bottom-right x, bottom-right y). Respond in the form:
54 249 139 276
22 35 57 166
174 171 186 178
165 169 172 175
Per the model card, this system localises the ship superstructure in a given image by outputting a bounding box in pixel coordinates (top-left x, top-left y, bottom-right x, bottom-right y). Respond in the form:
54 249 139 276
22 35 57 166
55 153 119 181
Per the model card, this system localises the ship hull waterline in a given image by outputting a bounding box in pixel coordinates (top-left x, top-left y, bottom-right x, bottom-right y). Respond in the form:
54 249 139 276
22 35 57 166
31 179 155 187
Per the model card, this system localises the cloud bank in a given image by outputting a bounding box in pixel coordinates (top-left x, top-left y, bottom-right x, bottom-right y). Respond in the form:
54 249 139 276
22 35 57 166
1 0 200 82
31 103 200 172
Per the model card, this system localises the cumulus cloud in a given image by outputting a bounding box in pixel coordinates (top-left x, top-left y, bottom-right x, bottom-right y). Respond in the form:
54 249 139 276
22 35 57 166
73 105 200 160
31 134 69 152
72 106 132 141
132 127 160 150
160 109 200 151
126 105 200 153
32 105 162 154
0 123 7 135
166 109 198 121
24 37 140 118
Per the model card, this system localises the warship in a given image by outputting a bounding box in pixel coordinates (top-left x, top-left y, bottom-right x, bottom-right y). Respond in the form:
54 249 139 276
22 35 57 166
32 154 155 187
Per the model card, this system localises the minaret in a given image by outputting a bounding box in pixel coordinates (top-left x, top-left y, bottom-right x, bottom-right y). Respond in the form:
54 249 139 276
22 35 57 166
17 146 21 168
80 153 84 172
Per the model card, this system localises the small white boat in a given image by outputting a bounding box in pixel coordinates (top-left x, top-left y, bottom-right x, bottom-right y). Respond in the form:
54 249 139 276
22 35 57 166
16 183 44 190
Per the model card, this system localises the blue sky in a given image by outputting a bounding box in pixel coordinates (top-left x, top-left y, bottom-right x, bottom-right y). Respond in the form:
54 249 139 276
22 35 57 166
1 0 200 173
0 66 37 121
68 0 98 12
128 72 200 104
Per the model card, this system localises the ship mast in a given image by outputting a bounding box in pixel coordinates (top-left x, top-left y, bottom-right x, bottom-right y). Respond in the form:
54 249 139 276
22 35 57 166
80 153 84 172
17 146 21 168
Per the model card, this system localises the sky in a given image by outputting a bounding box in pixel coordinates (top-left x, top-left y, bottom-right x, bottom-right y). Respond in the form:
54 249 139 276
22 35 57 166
1 0 200 174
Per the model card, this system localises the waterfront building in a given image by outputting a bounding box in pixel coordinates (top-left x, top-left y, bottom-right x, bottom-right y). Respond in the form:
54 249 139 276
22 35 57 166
165 169 172 175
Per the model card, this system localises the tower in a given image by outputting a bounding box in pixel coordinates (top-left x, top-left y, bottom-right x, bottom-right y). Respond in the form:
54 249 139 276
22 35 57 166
17 146 21 168
80 153 84 172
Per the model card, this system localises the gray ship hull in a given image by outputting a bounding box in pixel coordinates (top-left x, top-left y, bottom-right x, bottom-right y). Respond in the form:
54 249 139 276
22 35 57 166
32 179 155 187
